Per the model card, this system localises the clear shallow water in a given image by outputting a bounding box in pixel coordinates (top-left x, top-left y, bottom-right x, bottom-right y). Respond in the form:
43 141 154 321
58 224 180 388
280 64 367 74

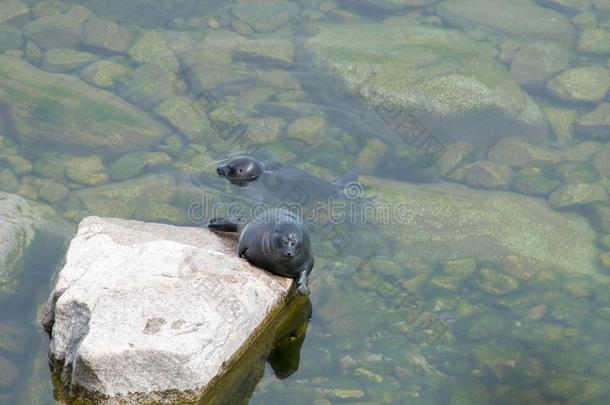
2 0 610 404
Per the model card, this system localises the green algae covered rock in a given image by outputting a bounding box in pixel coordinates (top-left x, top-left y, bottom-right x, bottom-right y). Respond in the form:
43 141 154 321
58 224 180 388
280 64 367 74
41 48 98 73
65 155 109 186
0 0 29 26
81 16 131 54
305 19 549 148
230 0 300 32
548 182 607 209
547 67 610 104
80 59 129 88
509 41 569 89
22 6 88 50
575 103 610 139
0 55 168 156
464 160 513 190
127 31 179 73
0 24 23 52
360 176 600 276
578 29 610 55
436 0 574 41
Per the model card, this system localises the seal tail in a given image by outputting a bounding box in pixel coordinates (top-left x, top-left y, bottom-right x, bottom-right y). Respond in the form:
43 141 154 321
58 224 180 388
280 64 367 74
208 217 240 233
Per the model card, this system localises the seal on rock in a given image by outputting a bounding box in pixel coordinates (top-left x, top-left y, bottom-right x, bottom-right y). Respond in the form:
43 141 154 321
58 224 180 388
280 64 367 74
208 208 314 295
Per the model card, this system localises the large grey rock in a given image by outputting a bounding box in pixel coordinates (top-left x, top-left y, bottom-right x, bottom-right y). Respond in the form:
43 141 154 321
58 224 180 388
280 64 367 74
22 6 88 50
0 55 168 156
0 192 67 295
360 176 600 276
437 0 575 41
510 41 570 89
305 19 549 148
41 216 296 403
575 103 610 139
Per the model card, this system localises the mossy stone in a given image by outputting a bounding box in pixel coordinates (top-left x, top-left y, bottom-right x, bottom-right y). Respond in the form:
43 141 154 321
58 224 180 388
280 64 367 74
80 60 129 88
547 67 610 104
441 257 477 278
65 155 109 186
127 30 178 73
42 48 98 73
475 268 519 295
0 169 18 192
548 182 606 210
37 179 69 203
0 24 23 52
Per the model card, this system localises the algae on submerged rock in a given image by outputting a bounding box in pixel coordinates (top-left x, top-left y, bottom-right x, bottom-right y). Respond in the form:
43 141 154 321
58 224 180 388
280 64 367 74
0 55 168 156
305 19 549 149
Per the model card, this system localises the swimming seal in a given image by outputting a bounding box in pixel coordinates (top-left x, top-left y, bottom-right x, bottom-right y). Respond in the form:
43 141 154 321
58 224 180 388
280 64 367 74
208 208 314 295
216 156 358 204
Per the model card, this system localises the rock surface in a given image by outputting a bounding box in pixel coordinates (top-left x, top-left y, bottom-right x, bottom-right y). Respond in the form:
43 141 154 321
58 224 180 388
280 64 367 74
42 216 296 403
0 55 168 155
0 192 67 294
436 0 575 40
305 19 549 148
360 176 600 276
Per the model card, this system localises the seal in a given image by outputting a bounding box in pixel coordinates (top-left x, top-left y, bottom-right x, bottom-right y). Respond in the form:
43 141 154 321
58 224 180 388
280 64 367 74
208 208 314 295
216 156 358 204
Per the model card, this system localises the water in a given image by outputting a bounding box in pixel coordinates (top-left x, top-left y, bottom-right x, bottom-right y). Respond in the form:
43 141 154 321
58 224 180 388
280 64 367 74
1 0 610 403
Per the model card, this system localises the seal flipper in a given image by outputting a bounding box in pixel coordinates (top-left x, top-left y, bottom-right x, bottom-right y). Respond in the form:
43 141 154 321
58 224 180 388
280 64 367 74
296 269 309 296
208 217 239 233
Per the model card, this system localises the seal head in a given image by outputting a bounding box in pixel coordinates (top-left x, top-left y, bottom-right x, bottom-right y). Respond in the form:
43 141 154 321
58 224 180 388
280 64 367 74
216 157 264 185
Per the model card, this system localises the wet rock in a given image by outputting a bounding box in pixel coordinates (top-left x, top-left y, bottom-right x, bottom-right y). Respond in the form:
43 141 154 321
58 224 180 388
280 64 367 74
0 0 29 26
578 29 610 55
41 48 98 73
41 216 295 403
436 142 473 177
0 192 67 295
511 168 561 197
37 179 69 203
428 275 462 293
562 278 594 297
80 59 129 88
461 312 510 340
543 105 577 145
322 389 365 400
127 31 179 73
22 6 88 50
0 169 18 193
233 38 295 68
0 355 18 387
509 41 569 90
575 103 610 139
464 160 513 190
488 137 560 169
441 257 477 278
359 176 600 275
115 64 177 110
556 161 598 183
436 0 574 41
65 155 109 186
107 151 170 181
475 267 519 295
546 67 610 104
230 0 300 32
572 11 597 29
0 24 23 52
0 56 167 156
24 39 41 64
287 115 327 146
538 0 593 13
305 19 549 148
548 182 607 209
81 16 131 54
357 138 388 173
154 96 211 142
473 344 522 379
340 0 436 12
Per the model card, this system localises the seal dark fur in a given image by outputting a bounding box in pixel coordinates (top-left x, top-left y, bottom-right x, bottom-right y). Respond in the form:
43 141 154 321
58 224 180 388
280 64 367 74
208 208 314 295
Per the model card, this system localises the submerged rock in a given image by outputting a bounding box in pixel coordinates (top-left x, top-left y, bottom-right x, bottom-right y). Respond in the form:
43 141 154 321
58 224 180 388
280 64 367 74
578 29 610 55
509 41 569 90
81 16 131 54
0 192 67 295
41 48 98 73
548 182 607 209
575 103 610 139
464 160 513 190
305 19 549 148
41 216 298 403
0 55 168 155
436 0 574 41
22 7 88 50
230 0 300 32
0 0 29 26
546 67 610 104
360 176 600 276
0 24 23 52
